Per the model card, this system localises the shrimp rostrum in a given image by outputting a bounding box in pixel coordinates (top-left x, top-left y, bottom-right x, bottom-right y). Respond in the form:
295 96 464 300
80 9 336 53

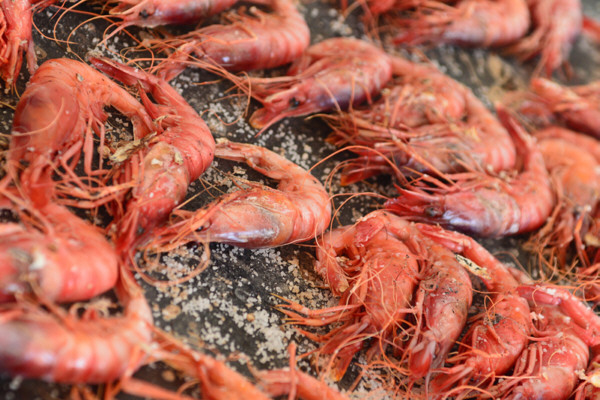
145 139 331 250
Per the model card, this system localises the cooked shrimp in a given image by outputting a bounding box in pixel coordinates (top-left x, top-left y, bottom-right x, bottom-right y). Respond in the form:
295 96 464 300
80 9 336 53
0 201 118 304
393 0 530 48
526 127 600 270
6 58 155 206
385 106 553 237
527 77 600 139
0 270 153 383
574 346 600 400
89 57 215 251
0 0 36 89
506 0 582 76
326 56 516 184
108 0 239 27
405 237 473 380
280 211 421 379
416 224 531 398
248 37 393 133
151 0 310 81
146 139 331 250
280 211 473 381
494 305 589 400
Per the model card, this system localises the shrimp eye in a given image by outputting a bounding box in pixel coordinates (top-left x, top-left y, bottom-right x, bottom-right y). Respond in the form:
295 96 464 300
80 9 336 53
140 9 150 19
289 97 300 109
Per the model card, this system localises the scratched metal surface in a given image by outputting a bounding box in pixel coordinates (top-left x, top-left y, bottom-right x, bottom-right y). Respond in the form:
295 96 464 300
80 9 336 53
1 0 600 399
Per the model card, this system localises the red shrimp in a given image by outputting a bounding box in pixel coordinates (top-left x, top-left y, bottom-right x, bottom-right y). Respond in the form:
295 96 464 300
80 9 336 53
145 139 330 250
279 211 473 381
527 77 600 139
326 57 516 184
506 0 582 77
108 0 239 27
526 127 600 269
393 0 530 48
416 224 531 398
151 0 310 81
0 0 36 89
6 58 155 206
0 201 118 304
248 37 393 133
385 106 553 237
404 238 473 380
88 57 215 251
0 270 153 383
494 305 589 400
278 211 421 379
533 126 600 163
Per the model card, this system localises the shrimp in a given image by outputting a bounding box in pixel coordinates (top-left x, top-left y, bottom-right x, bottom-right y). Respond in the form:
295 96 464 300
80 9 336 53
150 0 310 81
527 77 600 139
525 127 600 270
279 211 473 381
6 58 155 206
393 0 530 48
0 201 118 304
325 56 516 185
416 224 532 398
247 37 393 133
493 305 589 400
145 139 330 250
108 0 239 27
0 269 153 383
279 211 421 379
0 0 36 89
404 237 473 380
88 57 215 252
385 106 554 237
506 0 582 77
